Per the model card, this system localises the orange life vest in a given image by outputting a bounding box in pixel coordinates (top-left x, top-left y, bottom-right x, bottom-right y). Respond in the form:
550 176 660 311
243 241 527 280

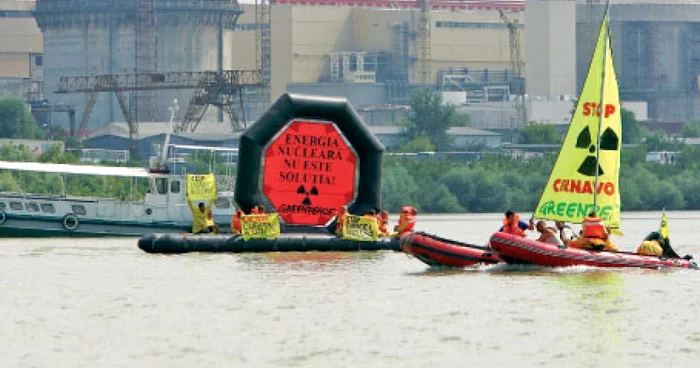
502 214 525 237
378 216 388 234
335 212 346 234
583 216 606 239
396 215 415 234
232 212 242 234
251 207 260 215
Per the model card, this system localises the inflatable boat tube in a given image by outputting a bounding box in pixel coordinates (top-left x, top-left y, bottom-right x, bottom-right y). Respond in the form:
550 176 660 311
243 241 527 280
138 233 401 254
490 232 698 270
401 231 501 268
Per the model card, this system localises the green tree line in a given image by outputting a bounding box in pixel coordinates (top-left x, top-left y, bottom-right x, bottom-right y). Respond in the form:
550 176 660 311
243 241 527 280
381 145 700 214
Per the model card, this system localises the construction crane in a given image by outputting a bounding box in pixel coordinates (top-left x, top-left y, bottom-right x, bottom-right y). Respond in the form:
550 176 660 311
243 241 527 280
417 0 431 85
499 9 526 126
55 70 261 140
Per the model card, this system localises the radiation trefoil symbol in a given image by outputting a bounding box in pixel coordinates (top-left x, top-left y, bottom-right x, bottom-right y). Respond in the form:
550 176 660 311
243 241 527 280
296 185 319 205
575 126 619 177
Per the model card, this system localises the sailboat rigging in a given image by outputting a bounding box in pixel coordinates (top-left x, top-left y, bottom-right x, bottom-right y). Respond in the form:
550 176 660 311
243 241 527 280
533 0 621 229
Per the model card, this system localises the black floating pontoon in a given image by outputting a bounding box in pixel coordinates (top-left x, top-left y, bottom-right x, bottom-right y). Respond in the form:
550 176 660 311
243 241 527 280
138 233 400 254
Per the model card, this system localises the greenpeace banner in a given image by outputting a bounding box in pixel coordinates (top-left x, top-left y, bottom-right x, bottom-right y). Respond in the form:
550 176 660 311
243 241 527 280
342 214 379 242
535 12 621 228
262 120 358 226
241 214 281 240
186 174 218 201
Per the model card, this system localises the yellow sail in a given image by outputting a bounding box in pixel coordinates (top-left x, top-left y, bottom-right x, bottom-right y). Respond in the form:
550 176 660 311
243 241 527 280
535 11 621 228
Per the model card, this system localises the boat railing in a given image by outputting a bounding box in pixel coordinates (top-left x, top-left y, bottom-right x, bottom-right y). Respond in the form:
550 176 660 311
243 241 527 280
0 191 144 204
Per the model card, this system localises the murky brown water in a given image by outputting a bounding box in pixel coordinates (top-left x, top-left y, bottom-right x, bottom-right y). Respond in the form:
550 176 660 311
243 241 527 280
1 212 699 367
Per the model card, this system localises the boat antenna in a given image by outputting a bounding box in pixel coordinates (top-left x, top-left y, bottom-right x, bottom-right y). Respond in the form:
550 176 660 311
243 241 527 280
159 99 179 169
593 0 611 215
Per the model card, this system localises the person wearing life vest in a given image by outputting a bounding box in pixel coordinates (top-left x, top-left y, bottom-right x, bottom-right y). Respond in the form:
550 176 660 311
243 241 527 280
394 206 416 237
378 210 389 237
205 210 219 234
335 206 348 236
250 206 260 215
638 231 681 258
187 199 214 234
499 210 534 237
583 212 607 239
573 212 618 251
231 209 243 235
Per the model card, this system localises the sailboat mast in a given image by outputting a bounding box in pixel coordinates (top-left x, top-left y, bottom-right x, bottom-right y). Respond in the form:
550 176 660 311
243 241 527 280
593 1 611 213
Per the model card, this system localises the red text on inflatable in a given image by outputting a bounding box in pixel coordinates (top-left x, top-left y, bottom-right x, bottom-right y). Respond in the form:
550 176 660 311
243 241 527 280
262 120 357 226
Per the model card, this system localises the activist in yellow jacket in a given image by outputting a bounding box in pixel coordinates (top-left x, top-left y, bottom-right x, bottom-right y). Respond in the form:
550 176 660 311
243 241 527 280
188 200 214 234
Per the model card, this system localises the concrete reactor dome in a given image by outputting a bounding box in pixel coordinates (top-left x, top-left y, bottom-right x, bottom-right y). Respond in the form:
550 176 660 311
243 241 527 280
34 0 243 129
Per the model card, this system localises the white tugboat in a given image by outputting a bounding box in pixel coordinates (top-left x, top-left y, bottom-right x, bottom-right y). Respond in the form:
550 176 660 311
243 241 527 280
0 101 237 237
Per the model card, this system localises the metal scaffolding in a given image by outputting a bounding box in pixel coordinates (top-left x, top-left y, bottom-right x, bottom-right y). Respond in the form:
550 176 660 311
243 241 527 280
135 0 158 123
55 70 261 139
417 0 431 85
254 0 272 118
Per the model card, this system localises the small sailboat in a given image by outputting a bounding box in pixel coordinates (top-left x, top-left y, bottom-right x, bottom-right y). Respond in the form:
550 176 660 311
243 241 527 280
489 3 696 270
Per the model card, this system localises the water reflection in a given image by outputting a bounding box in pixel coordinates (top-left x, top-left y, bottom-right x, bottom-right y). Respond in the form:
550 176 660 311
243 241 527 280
236 251 386 268
553 272 626 356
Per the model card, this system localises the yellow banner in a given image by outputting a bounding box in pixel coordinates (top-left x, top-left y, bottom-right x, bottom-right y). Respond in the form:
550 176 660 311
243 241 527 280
241 214 281 240
186 174 217 201
342 214 379 242
535 11 621 229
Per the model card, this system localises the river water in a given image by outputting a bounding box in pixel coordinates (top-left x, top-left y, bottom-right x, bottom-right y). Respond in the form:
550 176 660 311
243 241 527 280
1 212 699 367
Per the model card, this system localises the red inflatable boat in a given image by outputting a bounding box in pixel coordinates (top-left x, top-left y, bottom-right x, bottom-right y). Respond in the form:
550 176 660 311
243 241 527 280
401 232 501 268
490 232 697 270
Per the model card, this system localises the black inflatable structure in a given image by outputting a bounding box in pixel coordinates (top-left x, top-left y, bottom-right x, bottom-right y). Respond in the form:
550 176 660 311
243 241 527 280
138 94 394 254
138 233 400 254
235 93 384 219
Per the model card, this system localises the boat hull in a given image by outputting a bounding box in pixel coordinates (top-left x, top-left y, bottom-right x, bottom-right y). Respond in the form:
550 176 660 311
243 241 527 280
0 215 188 237
400 232 501 267
490 232 697 270
138 233 402 253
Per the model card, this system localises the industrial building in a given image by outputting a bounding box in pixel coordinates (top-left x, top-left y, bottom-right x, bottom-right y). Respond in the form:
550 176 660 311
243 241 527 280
0 0 43 100
32 0 245 131
576 0 700 123
229 2 524 110
4 0 700 137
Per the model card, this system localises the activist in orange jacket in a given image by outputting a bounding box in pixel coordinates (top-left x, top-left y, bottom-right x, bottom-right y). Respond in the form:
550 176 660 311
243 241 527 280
335 206 348 236
582 213 607 239
378 210 389 237
500 210 534 237
394 206 416 237
231 209 243 235
187 200 214 234
571 212 617 251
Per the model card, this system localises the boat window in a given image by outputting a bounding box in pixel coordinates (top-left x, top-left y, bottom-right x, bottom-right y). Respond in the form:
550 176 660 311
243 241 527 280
25 203 40 212
156 178 168 195
40 203 56 213
71 205 86 216
9 202 23 211
214 198 230 209
0 202 5 210
170 180 181 194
